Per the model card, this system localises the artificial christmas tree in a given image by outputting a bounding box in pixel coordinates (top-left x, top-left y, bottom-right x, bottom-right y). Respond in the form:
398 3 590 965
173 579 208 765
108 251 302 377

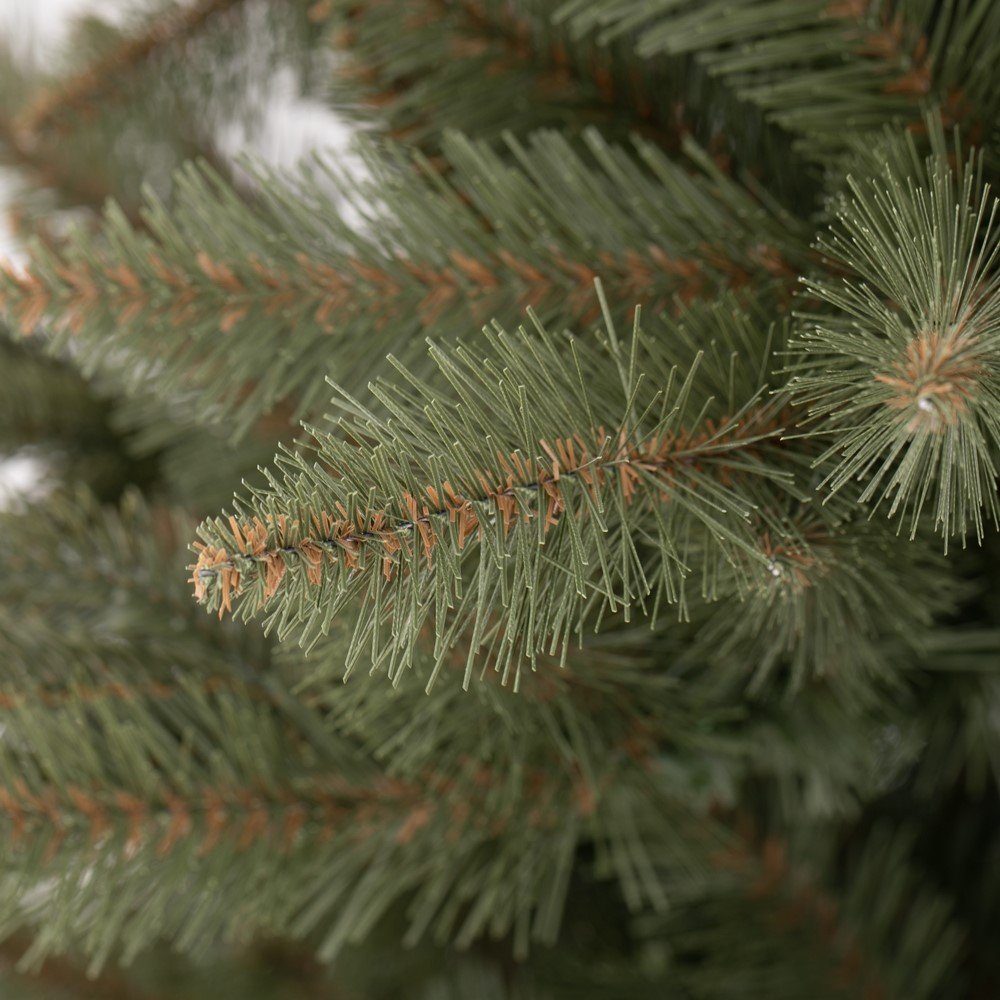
1 1 1000 996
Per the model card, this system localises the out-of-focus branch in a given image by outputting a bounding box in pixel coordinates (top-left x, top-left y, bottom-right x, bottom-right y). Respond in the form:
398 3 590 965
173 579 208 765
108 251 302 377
15 0 249 141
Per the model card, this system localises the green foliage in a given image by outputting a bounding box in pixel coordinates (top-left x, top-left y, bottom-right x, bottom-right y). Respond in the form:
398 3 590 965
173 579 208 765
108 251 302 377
5 492 816 980
791 134 1000 541
640 823 965 1000
192 296 803 687
0 128 808 436
0 331 157 501
192 294 957 698
320 0 817 203
0 491 718 973
0 488 265 671
557 0 1000 164
0 623 368 972
908 629 1000 796
0 333 105 443
108 390 292 513
321 0 690 148
3 0 1000 991
4 0 322 217
685 500 955 695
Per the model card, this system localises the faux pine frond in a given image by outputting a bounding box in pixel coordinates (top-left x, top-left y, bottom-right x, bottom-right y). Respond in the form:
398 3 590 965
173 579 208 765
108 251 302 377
191 296 799 688
0 128 807 436
645 823 965 1000
791 134 1000 541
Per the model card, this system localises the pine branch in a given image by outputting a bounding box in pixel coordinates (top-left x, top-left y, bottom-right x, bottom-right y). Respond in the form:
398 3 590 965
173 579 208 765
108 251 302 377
13 0 251 143
0 129 808 435
0 1 322 239
298 614 904 824
305 627 964 996
0 487 723 972
656 821 966 1000
110 390 297 513
0 466 955 984
0 662 387 970
790 130 1000 541
0 313 287 509
557 0 1000 164
190 276 952 698
321 0 700 153
321 0 816 202
0 610 274 715
0 332 161 501
0 44 147 232
190 298 802 688
908 630 1000 796
0 333 106 440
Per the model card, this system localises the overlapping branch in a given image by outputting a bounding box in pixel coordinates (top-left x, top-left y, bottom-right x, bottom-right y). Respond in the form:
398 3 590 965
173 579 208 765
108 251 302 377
558 0 1000 163
0 488 672 970
0 128 807 436
190 298 804 687
321 0 697 152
